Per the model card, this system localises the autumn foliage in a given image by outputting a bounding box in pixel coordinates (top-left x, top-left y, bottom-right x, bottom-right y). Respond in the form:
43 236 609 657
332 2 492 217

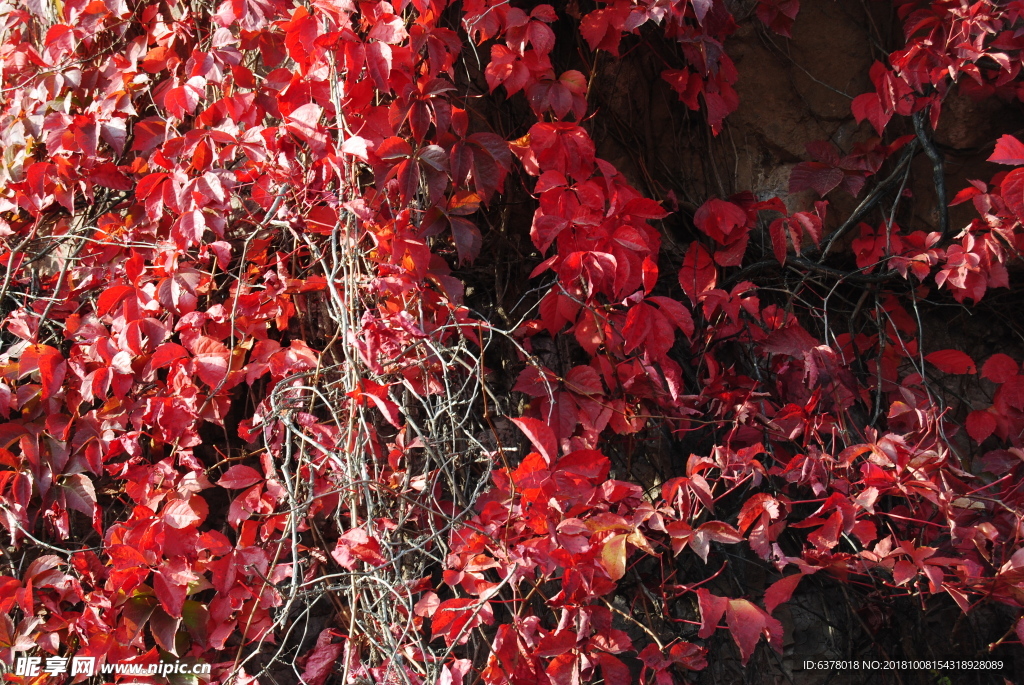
1 0 1024 683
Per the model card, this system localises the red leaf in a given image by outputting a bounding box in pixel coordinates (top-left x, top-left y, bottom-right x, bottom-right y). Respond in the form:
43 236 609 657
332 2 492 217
155 566 193 620
851 92 891 136
727 598 782 665
431 598 492 646
965 410 997 443
789 162 843 197
300 630 343 685
756 0 800 37
350 379 402 427
565 365 603 395
808 511 842 551
414 591 439 617
485 44 529 95
768 217 789 264
1000 167 1024 220
450 216 482 265
668 641 708 671
218 465 264 489
579 9 623 55
545 652 578 685
367 14 408 44
648 296 695 339
283 7 319 56
151 343 188 370
589 628 633 654
131 118 166 152
90 163 131 190
286 103 326 149
600 533 628 580
623 301 677 360
925 349 976 375
162 498 202 529
696 588 728 639
851 519 877 546
377 137 413 161
22 344 65 401
764 574 803 614
989 135 1024 165
366 41 393 92
738 492 780 532
331 528 387 570
340 135 370 161
595 653 631 683
998 376 1024 410
164 77 204 119
982 354 1018 383
623 197 669 219
60 474 97 517
149 608 182 653
535 630 577 657
697 521 745 544
763 323 818 357
692 0 712 24
189 336 230 386
694 198 747 245
510 417 558 464
513 365 559 396
678 242 717 305
950 183 984 207
557 449 611 482
893 559 917 586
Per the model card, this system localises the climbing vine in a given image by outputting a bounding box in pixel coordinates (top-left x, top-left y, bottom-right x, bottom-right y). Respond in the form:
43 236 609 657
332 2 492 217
0 0 1023 683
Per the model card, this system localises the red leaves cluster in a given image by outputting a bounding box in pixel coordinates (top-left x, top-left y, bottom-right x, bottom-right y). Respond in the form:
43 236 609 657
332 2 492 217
2 0 1024 682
